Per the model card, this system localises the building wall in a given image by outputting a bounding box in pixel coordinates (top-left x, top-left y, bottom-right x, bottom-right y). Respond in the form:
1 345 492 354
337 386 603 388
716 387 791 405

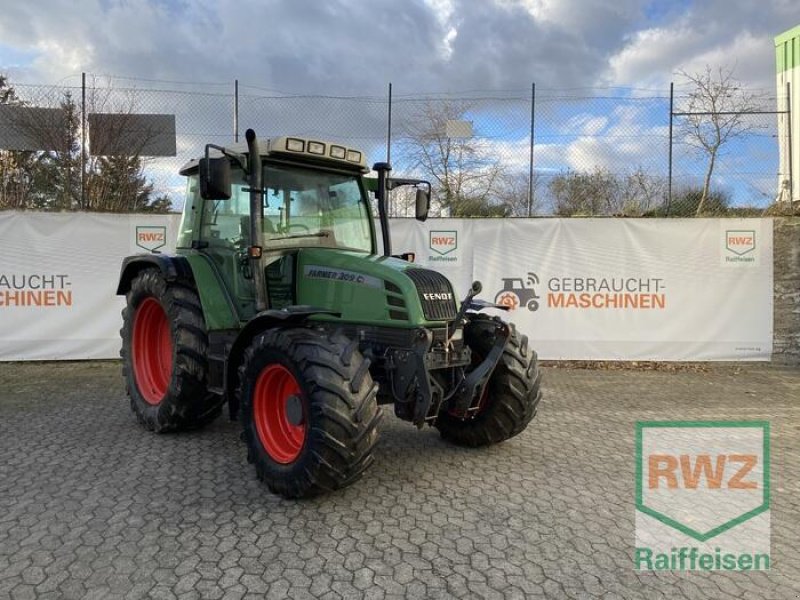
773 217 800 364
776 25 800 203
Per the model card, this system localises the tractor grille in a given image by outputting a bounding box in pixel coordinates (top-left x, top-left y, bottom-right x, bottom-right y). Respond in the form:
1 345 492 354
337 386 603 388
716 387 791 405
405 269 458 322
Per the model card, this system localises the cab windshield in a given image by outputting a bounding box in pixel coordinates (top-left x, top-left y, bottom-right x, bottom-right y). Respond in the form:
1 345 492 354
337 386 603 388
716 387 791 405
185 163 374 254
259 164 373 253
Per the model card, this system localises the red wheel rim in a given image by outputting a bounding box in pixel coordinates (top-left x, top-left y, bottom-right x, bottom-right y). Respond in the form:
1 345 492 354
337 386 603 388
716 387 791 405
131 297 173 406
253 364 307 464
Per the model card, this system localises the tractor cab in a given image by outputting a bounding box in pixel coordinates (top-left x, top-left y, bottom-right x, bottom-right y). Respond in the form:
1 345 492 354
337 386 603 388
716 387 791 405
178 136 376 253
177 139 380 320
176 134 430 322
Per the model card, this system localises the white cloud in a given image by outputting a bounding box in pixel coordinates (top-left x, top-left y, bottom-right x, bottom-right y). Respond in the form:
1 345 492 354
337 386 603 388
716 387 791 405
565 104 668 172
676 32 776 91
563 114 609 136
501 0 641 32
460 103 667 177
423 0 459 58
607 27 777 91
607 25 703 88
605 0 797 91
478 138 532 172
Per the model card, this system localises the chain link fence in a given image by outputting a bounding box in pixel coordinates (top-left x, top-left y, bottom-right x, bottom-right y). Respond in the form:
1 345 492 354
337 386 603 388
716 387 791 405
670 109 784 216
0 74 796 216
531 91 670 217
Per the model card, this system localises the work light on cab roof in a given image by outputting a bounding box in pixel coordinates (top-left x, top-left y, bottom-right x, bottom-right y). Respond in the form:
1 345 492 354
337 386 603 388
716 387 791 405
279 136 364 167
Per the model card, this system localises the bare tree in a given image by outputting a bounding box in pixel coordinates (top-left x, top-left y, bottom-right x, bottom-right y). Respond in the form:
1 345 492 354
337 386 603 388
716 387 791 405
399 99 504 216
547 167 667 217
496 171 542 217
83 80 172 212
619 168 667 216
549 169 622 216
676 66 762 215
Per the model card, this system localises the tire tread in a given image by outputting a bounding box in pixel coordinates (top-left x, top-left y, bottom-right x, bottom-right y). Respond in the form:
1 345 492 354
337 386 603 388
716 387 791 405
120 268 223 432
435 320 542 447
238 328 381 499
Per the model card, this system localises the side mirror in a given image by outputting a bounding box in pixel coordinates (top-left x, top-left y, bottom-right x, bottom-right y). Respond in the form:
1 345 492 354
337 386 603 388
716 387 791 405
415 189 430 222
199 158 232 200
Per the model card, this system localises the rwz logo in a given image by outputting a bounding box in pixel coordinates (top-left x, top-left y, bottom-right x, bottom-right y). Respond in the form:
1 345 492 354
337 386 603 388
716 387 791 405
725 230 756 256
136 226 167 253
636 421 769 543
648 454 758 490
429 230 457 255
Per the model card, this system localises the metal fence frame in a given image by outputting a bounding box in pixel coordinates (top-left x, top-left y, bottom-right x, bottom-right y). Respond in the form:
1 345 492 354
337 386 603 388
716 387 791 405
1 73 795 216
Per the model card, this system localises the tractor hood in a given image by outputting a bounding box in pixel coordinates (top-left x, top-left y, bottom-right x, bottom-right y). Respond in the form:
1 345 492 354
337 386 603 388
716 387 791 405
295 248 458 327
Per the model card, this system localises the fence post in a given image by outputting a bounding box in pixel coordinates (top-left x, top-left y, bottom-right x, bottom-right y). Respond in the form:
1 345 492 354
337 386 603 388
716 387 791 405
666 82 674 216
788 81 793 204
386 82 393 216
528 82 535 217
234 79 239 143
80 72 86 210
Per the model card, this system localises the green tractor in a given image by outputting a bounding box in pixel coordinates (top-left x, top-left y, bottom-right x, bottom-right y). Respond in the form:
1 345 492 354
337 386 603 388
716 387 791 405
117 129 542 498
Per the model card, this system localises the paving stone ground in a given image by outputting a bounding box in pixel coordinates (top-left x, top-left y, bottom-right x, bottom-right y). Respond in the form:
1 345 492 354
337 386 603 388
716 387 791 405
0 361 798 599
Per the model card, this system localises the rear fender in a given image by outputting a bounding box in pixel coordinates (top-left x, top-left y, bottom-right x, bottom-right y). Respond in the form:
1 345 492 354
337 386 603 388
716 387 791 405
118 253 241 332
116 254 193 295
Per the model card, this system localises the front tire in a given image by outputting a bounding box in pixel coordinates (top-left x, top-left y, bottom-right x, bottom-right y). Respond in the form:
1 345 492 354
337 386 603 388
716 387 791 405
239 328 381 499
436 320 542 447
121 269 222 432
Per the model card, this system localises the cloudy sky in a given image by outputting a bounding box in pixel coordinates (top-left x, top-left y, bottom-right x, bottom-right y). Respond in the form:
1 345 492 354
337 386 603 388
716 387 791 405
1 0 795 209
0 0 795 93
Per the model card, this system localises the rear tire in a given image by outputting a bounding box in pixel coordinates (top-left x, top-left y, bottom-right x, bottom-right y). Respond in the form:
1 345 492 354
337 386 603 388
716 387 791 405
239 328 381 499
436 319 542 447
121 269 222 432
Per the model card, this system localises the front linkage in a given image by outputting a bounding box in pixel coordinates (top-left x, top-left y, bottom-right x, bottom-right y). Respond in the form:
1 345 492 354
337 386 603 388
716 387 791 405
386 281 513 428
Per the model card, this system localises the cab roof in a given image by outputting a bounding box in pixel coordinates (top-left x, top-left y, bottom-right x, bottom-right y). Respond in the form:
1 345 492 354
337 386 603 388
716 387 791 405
179 135 369 175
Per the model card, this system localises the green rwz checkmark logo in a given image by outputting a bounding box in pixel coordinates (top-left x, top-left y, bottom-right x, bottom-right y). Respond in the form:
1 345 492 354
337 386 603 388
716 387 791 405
634 421 770 571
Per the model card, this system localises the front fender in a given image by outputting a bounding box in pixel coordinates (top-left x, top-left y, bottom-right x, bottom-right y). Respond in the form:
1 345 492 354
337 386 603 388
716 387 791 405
225 306 341 420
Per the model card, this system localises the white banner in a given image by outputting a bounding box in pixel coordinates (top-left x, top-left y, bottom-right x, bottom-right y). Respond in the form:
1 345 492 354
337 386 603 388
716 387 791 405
0 213 772 361
0 213 180 360
390 218 773 361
